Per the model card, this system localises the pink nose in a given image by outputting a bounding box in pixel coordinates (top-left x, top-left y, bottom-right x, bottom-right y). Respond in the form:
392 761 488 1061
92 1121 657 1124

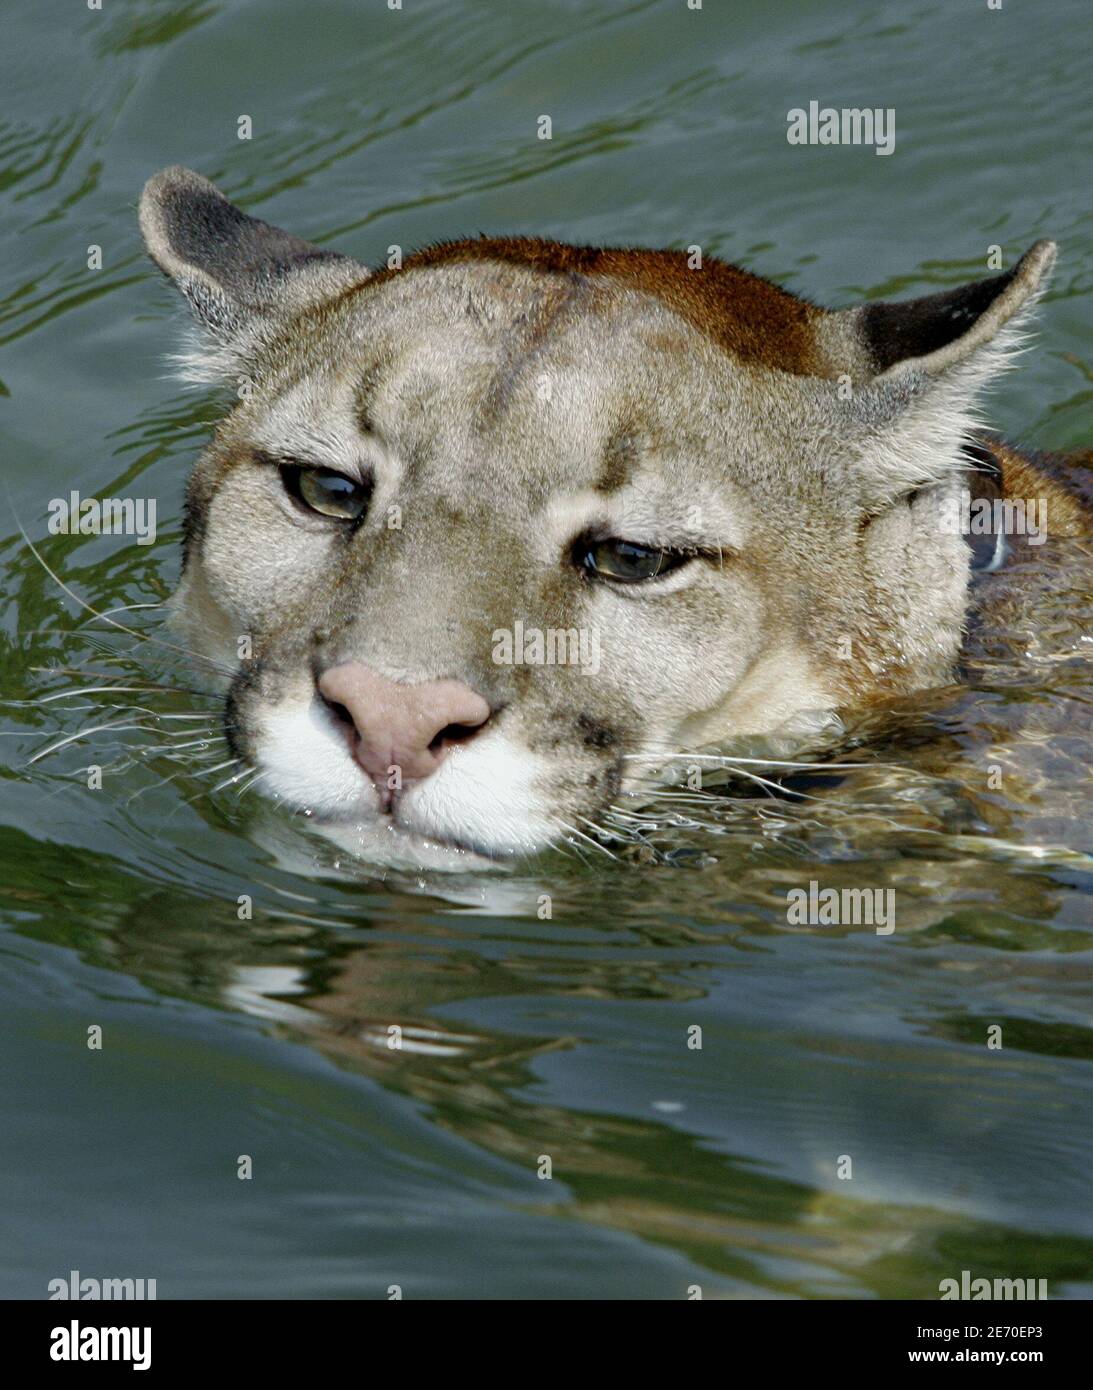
318 662 491 788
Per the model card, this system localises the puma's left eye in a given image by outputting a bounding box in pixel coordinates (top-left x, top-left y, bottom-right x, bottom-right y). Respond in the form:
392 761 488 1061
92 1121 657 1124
281 464 370 521
578 538 686 583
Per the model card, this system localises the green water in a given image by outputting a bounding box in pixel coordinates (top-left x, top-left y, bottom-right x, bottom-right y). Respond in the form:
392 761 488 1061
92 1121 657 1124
2 0 1091 1299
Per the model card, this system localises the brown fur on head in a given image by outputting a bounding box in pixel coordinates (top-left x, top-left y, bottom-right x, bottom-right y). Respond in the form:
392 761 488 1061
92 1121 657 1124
139 166 1071 865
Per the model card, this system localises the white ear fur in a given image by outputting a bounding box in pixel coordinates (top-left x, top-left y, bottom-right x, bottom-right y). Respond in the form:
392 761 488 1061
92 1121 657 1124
167 321 259 387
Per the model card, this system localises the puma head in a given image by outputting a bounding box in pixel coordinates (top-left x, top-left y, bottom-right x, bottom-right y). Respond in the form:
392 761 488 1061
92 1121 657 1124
139 166 1055 862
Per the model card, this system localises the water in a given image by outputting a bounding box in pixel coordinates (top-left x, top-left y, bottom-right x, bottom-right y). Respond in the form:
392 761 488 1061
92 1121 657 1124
1 0 1091 1299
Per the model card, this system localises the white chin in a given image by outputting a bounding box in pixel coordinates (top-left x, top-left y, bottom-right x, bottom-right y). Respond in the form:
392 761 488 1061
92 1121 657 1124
300 814 505 872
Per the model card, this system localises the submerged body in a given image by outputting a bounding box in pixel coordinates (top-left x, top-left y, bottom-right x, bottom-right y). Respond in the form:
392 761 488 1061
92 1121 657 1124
138 167 1090 864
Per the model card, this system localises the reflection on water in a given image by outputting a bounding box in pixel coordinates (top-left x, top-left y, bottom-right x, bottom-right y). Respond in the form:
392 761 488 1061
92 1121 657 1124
1 0 1091 1299
3 781 1093 1298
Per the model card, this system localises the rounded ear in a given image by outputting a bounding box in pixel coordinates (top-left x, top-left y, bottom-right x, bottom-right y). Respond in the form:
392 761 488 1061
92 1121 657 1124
139 166 367 345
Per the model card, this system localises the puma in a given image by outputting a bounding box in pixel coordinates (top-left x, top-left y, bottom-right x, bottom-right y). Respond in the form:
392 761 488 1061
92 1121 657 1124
138 166 1090 866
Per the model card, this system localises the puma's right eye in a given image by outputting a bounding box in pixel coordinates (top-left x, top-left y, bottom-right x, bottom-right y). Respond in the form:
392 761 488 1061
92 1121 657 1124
578 537 689 583
280 464 370 522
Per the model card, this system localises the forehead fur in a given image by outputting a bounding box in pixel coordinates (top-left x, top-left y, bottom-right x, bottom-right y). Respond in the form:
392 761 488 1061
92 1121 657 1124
358 237 830 379
235 259 814 518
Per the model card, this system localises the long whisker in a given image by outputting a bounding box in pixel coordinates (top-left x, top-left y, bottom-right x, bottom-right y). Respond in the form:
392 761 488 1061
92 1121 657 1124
167 758 249 820
138 735 226 756
35 685 214 705
637 760 785 799
623 752 862 770
81 600 166 622
41 751 145 799
28 666 221 701
234 767 268 799
188 757 242 781
627 740 883 804
555 817 619 862
122 746 236 806
138 712 223 722
576 811 649 849
210 764 257 794
10 506 235 678
27 719 157 765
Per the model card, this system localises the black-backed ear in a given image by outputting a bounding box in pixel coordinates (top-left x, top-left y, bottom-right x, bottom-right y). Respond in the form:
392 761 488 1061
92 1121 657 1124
826 242 1056 508
139 166 366 351
849 240 1056 380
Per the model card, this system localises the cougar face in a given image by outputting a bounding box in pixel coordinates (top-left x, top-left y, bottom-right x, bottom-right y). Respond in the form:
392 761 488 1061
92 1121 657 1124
139 167 1059 865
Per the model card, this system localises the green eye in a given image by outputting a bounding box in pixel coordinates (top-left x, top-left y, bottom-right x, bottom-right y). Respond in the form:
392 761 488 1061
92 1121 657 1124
282 465 370 521
579 538 685 583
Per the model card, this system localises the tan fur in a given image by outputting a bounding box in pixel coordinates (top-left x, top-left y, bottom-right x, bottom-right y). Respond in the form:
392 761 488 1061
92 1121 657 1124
989 437 1092 537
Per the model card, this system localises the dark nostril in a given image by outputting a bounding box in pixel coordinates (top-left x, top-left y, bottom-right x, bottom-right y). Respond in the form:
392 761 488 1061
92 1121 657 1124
321 695 356 732
429 721 485 753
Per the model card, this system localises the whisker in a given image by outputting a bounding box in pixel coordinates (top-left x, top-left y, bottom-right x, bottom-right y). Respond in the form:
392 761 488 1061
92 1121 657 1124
139 712 223 722
636 762 784 800
623 752 862 770
35 685 209 705
26 719 157 766
82 600 166 622
10 505 235 678
168 759 248 820
628 740 879 804
574 811 632 848
29 666 220 702
234 768 268 799
555 817 618 862
210 764 256 794
122 745 236 807
188 757 241 781
138 735 226 757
